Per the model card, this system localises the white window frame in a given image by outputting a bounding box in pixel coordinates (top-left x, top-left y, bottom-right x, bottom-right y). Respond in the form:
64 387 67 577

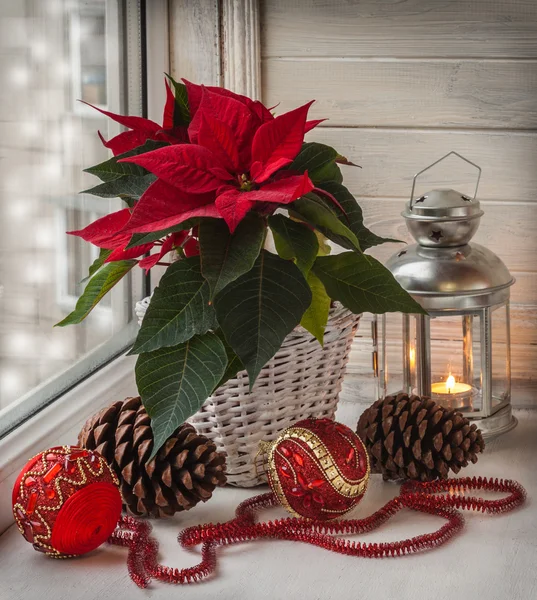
0 0 170 534
0 0 259 535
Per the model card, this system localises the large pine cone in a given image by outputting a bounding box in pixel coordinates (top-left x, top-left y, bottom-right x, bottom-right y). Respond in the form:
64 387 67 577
357 393 485 481
78 397 227 518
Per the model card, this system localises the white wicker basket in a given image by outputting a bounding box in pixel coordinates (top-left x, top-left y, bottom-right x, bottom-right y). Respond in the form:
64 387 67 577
135 298 361 487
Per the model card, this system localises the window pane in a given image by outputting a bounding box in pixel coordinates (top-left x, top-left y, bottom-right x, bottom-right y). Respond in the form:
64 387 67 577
0 1 141 418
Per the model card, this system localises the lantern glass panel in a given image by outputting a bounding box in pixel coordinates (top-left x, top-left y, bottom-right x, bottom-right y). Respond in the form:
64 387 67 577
375 305 511 419
376 312 488 411
376 313 419 399
491 303 510 409
376 313 403 399
428 313 483 412
402 314 418 396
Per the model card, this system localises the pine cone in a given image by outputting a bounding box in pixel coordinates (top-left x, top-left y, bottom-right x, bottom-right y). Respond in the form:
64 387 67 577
356 393 485 482
78 397 227 518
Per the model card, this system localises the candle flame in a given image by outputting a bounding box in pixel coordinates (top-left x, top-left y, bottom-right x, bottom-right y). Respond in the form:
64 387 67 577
446 374 456 394
409 347 416 367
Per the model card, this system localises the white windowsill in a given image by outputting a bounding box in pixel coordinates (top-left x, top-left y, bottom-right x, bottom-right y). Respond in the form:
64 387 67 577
0 401 536 600
0 354 137 535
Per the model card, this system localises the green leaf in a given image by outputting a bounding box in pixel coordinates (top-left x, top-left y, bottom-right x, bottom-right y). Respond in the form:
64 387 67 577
125 218 199 249
214 329 244 389
55 260 136 326
314 162 342 185
318 181 401 251
312 252 427 315
137 332 227 460
81 248 112 283
82 173 156 205
214 250 312 387
300 271 330 345
129 256 216 355
165 73 191 126
269 214 318 275
335 154 361 167
291 193 361 252
289 142 342 184
315 231 332 256
84 140 167 182
199 212 265 298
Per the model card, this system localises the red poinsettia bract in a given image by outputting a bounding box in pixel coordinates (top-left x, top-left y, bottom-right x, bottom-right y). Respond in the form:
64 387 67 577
68 208 194 271
119 86 318 232
83 80 188 156
73 81 322 270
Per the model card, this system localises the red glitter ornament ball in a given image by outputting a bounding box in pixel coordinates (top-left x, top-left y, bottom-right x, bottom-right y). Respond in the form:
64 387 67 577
12 446 122 557
263 418 370 520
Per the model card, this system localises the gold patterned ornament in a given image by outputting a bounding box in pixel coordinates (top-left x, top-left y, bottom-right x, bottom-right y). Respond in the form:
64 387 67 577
260 418 370 520
12 446 122 557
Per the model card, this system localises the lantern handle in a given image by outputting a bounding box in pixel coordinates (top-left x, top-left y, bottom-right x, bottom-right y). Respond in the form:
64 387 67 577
409 151 482 208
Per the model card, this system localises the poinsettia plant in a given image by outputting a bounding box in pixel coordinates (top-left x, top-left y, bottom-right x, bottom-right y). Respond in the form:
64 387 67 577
58 76 424 458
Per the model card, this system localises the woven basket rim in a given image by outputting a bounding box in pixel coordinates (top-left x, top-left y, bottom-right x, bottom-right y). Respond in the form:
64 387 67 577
207 307 361 393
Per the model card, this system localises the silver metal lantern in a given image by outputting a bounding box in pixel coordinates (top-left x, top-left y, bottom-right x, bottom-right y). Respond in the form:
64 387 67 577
373 152 516 437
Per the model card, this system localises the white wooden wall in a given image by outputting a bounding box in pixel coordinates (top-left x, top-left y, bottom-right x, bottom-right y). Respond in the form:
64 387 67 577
170 0 537 406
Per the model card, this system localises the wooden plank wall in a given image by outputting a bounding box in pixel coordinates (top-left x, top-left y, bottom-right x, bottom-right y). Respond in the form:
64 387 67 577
260 0 537 406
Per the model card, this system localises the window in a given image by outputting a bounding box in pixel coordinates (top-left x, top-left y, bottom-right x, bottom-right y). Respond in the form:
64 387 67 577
0 0 147 437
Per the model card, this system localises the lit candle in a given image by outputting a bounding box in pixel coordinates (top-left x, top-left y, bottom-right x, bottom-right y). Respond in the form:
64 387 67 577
431 374 472 396
431 373 473 409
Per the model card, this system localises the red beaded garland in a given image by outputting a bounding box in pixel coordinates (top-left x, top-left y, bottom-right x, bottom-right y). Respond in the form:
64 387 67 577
263 418 370 520
108 475 526 588
12 446 122 557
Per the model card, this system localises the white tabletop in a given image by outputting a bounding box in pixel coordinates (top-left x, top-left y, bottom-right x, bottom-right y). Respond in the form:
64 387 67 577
1 407 536 600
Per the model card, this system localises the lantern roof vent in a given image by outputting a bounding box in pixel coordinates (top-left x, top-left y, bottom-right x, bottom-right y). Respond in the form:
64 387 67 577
404 188 484 221
387 152 515 311
402 152 486 247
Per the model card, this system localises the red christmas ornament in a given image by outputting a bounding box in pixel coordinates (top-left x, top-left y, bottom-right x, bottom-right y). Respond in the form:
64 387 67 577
261 418 370 520
12 446 122 557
